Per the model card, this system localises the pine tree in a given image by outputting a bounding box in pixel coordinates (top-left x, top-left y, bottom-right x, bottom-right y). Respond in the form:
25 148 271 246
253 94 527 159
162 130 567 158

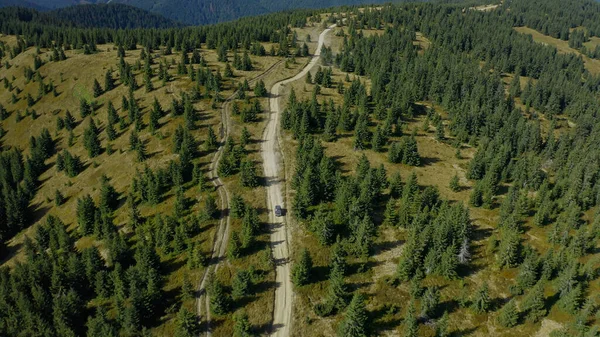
521 281 547 322
208 276 229 315
77 194 97 235
421 286 441 319
254 79 267 97
144 72 153 92
240 159 258 188
469 182 484 207
174 307 200 337
471 283 491 314
64 110 76 131
83 119 101 158
233 310 253 337
558 283 583 315
327 260 349 311
106 118 117 141
181 275 194 300
240 127 251 147
104 69 115 92
436 311 449 337
224 63 234 77
99 175 119 211
449 174 460 192
497 299 519 328
372 126 386 152
232 270 251 300
337 293 368 337
228 231 241 259
353 114 370 150
389 171 403 198
93 79 103 98
205 194 218 218
292 249 313 287
80 99 92 118
206 126 218 151
497 228 522 268
230 194 246 219
55 189 65 206
435 119 445 140
403 302 418 337
509 74 521 97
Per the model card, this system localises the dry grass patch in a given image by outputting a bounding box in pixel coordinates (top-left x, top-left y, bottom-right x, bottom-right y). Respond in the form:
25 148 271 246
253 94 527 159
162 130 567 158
514 26 600 75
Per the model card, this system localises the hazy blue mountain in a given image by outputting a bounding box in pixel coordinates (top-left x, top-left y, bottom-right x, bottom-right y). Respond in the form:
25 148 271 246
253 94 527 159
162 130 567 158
0 3 181 29
4 0 398 25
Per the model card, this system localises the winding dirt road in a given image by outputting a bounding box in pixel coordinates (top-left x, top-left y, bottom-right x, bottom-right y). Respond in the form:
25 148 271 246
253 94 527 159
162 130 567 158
196 60 284 337
263 24 335 337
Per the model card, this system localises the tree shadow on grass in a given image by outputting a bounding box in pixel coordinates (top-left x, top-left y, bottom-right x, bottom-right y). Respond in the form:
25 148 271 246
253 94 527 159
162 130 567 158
450 326 478 336
370 304 403 332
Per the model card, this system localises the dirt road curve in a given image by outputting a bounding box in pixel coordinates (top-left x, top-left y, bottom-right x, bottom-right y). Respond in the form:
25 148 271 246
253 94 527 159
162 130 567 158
263 24 336 337
196 60 284 337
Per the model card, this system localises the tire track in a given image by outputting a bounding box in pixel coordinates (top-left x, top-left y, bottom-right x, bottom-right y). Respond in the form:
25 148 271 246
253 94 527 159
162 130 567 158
195 59 284 337
263 24 336 337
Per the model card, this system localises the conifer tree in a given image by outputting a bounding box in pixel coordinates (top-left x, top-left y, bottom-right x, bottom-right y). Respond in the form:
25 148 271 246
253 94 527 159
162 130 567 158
497 299 519 328
435 119 445 140
93 79 103 98
208 276 229 315
174 307 200 337
471 283 491 314
292 249 313 287
99 175 119 211
232 270 251 300
77 194 97 235
327 259 349 312
337 293 368 337
205 194 218 219
83 119 101 158
521 281 547 322
403 301 418 337
497 228 522 268
230 194 246 219
353 114 369 150
206 126 218 152
181 275 194 300
254 79 267 97
106 118 117 141
240 127 251 147
449 174 460 192
240 159 258 188
80 98 92 118
228 231 241 259
104 69 115 92
421 286 441 319
55 189 65 206
233 310 253 337
436 311 449 337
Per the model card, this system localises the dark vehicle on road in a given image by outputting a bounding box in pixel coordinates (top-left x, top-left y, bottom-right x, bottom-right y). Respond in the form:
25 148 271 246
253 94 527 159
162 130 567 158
275 205 283 217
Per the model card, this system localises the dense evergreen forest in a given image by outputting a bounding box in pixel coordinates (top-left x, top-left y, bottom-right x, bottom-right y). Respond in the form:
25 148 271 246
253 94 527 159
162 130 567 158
281 0 600 336
0 4 181 29
1 0 600 336
1 0 488 25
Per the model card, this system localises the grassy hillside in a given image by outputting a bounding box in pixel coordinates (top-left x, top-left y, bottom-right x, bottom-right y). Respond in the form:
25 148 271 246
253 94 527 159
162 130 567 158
0 11 320 334
1 1 600 337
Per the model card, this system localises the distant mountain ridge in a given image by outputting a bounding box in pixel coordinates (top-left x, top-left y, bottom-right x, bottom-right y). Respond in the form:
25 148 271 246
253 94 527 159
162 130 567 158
0 0 400 25
0 0 47 10
0 3 181 29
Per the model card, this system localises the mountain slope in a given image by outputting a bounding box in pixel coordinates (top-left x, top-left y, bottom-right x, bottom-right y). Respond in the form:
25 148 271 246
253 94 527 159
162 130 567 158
0 4 180 29
11 0 404 25
49 3 181 29
0 0 47 10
